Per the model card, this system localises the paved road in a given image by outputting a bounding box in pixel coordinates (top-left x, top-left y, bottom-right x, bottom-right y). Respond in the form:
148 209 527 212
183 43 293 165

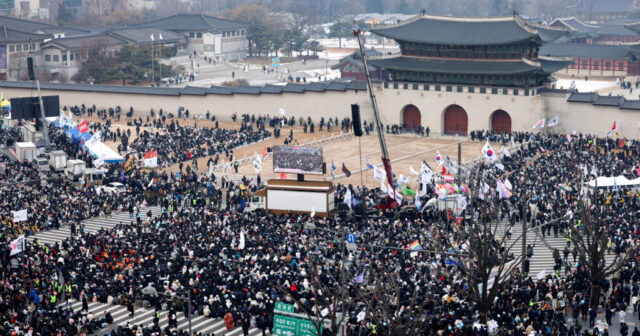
57 300 263 336
27 206 163 245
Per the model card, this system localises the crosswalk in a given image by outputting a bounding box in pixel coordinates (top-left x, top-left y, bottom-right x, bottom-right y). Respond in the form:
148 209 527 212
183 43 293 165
496 220 615 276
27 206 163 245
58 300 262 336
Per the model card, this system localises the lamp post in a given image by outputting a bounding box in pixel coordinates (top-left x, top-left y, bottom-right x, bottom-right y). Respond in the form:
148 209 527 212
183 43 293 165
142 284 192 335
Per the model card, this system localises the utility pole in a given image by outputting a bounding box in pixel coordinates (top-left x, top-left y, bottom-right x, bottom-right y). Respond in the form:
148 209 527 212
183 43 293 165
457 143 461 183
28 56 51 149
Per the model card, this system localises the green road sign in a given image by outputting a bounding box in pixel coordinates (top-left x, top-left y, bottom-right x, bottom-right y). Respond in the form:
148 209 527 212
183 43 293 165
273 314 322 336
274 301 295 314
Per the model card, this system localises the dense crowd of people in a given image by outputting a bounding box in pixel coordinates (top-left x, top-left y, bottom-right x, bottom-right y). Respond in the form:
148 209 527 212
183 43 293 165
6 108 640 336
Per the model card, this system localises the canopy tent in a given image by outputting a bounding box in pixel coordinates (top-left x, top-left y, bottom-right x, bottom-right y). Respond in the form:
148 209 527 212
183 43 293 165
65 127 92 144
587 176 640 188
83 140 123 164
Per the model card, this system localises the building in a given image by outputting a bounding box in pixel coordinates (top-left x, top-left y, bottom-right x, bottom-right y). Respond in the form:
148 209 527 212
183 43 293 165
367 14 570 88
550 17 600 43
331 48 386 80
539 43 638 76
129 13 248 61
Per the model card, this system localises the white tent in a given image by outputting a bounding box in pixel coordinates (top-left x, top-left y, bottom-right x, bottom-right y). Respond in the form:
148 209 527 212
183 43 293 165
84 141 123 164
587 176 640 188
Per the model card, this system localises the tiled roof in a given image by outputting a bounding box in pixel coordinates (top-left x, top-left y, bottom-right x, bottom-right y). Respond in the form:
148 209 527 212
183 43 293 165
370 13 567 45
129 13 247 33
566 91 640 111
0 26 49 43
539 43 631 59
108 28 183 44
0 80 367 96
551 17 599 34
567 92 597 102
368 55 552 75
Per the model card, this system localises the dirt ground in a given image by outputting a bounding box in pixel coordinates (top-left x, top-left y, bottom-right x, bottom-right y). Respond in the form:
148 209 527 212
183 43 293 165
80 114 504 189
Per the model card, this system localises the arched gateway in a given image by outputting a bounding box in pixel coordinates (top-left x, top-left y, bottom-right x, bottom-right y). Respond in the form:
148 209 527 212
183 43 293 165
443 105 468 136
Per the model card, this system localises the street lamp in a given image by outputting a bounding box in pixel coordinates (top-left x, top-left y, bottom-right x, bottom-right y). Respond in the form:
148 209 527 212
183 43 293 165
142 284 192 335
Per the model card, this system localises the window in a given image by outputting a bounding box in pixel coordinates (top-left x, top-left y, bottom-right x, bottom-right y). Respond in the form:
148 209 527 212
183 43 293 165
468 87 475 93
62 55 67 61
384 82 388 88
524 89 529 96
23 44 28 51
435 85 441 91
446 86 452 92
456 86 463 92
480 87 487 94
53 55 59 61
593 61 599 70
606 61 611 70
16 45 21 52
30 43 35 50
241 30 245 36
393 82 398 89
403 83 408 89
45 55 51 61
70 54 74 60
491 88 498 94
619 62 625 71
513 89 519 95
412 83 418 90
189 32 195 38
423 84 429 91
582 60 588 68
197 32 202 38
9 45 14 52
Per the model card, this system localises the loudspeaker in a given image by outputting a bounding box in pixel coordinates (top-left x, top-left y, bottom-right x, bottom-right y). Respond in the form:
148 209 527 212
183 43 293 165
351 104 363 137
27 57 35 81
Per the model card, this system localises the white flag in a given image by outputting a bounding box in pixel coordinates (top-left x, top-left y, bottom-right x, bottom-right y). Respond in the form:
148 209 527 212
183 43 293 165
93 156 105 168
502 147 510 157
495 163 505 171
533 118 546 129
159 33 163 40
310 207 316 218
150 33 155 41
547 115 559 127
344 188 352 209
278 107 286 116
12 209 27 222
418 183 427 197
421 172 433 184
373 166 385 181
456 194 468 210
504 178 512 191
9 235 25 256
409 166 419 176
536 270 546 280
380 180 388 193
238 231 245 250
398 174 410 185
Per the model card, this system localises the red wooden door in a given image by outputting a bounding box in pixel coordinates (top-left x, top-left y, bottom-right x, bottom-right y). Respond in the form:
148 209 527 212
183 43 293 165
491 110 511 134
402 105 421 131
443 105 468 136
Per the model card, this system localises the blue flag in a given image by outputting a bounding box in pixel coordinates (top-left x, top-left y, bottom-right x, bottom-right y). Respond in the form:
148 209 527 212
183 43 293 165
331 161 336 177
366 156 373 169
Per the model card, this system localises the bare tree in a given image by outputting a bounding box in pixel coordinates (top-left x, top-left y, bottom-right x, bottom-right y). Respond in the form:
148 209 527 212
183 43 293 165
359 268 430 335
566 200 638 308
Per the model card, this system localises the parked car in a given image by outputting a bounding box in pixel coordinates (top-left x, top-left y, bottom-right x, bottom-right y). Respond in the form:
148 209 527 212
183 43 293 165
96 182 126 194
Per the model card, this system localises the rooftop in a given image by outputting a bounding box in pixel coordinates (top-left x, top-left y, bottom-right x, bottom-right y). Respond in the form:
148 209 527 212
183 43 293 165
550 17 600 34
539 43 632 59
368 55 562 75
370 12 567 46
129 13 248 33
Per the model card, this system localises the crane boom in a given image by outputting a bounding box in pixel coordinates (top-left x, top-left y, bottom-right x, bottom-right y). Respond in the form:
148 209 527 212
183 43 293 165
353 29 396 196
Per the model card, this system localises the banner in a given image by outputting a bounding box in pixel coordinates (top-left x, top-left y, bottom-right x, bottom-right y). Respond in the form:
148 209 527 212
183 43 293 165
143 150 158 168
93 156 105 168
373 166 385 181
547 115 559 127
533 118 545 129
12 209 27 222
9 235 24 256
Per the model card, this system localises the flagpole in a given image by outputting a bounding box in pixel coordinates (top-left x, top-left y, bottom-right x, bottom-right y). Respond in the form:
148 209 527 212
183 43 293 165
151 34 154 85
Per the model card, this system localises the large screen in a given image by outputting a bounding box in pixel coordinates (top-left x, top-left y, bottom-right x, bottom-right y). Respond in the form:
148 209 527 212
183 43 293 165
273 146 323 175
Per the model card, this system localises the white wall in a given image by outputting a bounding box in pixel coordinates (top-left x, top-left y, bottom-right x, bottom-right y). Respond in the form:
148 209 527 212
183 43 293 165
2 82 638 138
